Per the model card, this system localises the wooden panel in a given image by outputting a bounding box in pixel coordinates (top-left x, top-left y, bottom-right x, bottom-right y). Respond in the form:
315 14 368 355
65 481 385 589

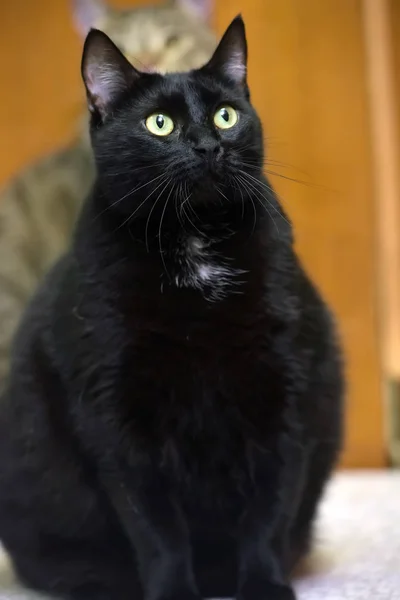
391 0 400 161
387 0 400 378
215 0 385 467
0 0 81 183
363 0 400 379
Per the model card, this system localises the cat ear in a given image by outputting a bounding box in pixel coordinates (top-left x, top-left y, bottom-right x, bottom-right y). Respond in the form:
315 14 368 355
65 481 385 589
173 0 213 21
81 29 140 120
71 0 108 37
203 15 247 87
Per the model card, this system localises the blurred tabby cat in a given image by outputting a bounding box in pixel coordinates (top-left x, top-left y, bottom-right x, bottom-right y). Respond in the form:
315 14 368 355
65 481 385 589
0 0 216 387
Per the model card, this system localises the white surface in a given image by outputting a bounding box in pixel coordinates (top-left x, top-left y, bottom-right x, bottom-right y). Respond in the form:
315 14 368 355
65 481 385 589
0 471 399 599
295 471 400 599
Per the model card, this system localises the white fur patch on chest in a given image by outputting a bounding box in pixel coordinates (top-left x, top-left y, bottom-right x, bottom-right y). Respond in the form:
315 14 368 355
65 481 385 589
172 236 246 301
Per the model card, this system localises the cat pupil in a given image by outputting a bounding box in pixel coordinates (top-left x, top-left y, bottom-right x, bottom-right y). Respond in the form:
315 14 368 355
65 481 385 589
156 115 165 129
221 109 229 122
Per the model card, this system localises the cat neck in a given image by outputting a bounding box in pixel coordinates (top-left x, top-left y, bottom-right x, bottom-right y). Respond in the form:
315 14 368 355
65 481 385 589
76 183 291 311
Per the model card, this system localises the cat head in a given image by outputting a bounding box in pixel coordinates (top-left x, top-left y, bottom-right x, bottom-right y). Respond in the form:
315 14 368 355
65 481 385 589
81 16 263 219
71 0 216 73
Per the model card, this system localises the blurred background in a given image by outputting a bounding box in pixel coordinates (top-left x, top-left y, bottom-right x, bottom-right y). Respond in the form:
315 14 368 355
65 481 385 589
1 0 399 469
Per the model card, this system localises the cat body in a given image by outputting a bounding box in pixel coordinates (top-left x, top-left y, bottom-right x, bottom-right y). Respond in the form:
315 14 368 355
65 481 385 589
0 0 216 389
0 18 344 600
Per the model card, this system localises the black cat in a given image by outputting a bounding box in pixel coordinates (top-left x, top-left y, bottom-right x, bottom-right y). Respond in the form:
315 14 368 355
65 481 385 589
0 17 344 600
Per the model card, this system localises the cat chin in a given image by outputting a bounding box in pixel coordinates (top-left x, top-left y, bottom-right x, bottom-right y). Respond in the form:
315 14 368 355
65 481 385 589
188 180 229 201
186 168 233 190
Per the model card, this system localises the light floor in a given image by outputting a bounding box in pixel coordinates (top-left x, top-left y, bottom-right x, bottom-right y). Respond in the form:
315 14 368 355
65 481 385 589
0 471 399 599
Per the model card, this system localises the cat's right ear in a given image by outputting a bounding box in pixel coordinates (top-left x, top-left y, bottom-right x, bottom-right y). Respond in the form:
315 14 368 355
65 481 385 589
71 0 107 37
81 29 140 121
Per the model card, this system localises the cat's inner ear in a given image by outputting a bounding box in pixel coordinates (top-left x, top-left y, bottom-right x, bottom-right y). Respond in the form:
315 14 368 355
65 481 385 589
81 29 139 120
71 0 108 37
173 0 214 22
203 15 247 86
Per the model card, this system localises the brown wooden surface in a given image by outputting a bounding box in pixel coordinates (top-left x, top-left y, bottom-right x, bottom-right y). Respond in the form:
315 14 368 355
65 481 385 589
0 0 82 182
388 0 400 378
391 0 400 165
0 0 386 466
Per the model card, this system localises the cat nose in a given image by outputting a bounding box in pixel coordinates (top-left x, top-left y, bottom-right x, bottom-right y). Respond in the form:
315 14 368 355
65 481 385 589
193 139 222 159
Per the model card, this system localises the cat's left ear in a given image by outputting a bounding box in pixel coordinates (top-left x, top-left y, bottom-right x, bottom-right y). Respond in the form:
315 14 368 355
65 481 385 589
203 15 247 88
81 29 140 121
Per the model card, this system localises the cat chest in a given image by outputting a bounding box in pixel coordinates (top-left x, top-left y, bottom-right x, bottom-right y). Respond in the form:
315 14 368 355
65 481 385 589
125 320 279 441
158 393 259 510
124 346 281 501
169 235 247 302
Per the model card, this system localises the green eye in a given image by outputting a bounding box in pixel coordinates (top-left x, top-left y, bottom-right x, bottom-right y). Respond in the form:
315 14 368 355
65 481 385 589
213 106 238 130
145 113 174 136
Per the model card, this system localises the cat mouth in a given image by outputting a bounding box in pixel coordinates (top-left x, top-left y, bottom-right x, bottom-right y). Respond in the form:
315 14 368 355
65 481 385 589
190 167 231 194
175 154 234 189
196 153 229 176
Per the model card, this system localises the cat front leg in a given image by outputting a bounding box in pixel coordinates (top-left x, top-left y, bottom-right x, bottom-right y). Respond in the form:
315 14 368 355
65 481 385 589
76 389 201 600
97 455 201 600
236 434 306 600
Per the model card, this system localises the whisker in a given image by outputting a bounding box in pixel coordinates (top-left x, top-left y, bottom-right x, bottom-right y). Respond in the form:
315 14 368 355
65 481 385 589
116 176 169 231
102 162 166 178
237 174 280 234
241 160 332 191
235 175 257 237
174 183 185 231
180 194 204 236
94 172 165 222
179 192 194 214
214 185 230 203
145 178 172 252
239 156 309 175
179 183 198 220
174 184 186 231
229 175 245 219
158 184 174 282
264 169 317 189
181 182 199 222
239 171 291 227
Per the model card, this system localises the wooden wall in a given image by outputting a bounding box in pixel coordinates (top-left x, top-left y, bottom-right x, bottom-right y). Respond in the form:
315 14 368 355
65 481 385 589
0 0 82 183
0 0 389 467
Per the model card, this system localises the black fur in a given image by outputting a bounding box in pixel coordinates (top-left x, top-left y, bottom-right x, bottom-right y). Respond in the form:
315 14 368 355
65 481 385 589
0 17 343 600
